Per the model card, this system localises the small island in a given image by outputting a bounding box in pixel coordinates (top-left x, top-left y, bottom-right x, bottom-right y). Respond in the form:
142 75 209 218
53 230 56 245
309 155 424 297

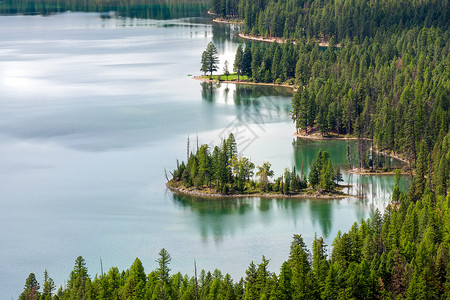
167 133 348 199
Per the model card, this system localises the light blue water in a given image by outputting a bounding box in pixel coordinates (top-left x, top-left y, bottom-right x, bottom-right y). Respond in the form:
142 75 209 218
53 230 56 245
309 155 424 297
0 12 406 298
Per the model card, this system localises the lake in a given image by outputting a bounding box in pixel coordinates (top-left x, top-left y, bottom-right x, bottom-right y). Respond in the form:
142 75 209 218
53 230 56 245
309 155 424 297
0 10 406 298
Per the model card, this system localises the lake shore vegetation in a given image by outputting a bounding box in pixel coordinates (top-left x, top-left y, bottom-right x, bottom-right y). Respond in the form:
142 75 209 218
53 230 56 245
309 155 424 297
167 134 345 198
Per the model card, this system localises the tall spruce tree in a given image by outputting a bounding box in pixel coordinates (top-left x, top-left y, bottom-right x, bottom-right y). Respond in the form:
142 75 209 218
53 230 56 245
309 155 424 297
200 42 219 77
233 45 244 81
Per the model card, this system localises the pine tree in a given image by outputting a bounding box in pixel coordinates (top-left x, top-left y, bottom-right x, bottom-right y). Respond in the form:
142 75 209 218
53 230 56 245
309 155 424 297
233 45 244 81
201 42 219 77
319 160 335 191
157 248 172 300
223 60 230 80
200 50 208 75
123 258 147 299
242 44 252 77
67 256 90 299
289 234 310 299
42 269 55 299
19 273 40 300
308 159 320 189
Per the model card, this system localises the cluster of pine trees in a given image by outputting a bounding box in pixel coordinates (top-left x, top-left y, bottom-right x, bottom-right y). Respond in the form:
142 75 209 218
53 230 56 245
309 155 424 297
231 43 298 84
308 150 342 191
169 134 338 195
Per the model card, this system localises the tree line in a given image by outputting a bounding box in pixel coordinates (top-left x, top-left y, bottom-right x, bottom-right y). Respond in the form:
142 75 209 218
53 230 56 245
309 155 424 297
0 0 210 19
210 0 448 42
168 133 341 195
18 140 450 298
208 16 448 176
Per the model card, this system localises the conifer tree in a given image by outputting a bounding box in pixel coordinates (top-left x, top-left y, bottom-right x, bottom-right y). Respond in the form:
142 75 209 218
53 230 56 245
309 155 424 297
233 45 244 81
200 42 219 77
223 60 230 80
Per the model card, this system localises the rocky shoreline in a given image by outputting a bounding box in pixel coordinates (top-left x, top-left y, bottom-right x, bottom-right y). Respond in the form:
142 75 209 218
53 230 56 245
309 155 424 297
166 183 350 199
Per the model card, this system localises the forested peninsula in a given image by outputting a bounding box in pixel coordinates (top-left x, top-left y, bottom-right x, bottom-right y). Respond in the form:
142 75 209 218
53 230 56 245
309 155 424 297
166 134 346 198
17 0 450 298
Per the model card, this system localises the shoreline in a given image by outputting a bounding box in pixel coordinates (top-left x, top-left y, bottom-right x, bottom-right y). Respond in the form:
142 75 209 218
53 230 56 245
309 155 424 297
208 16 341 48
213 18 243 25
294 128 369 140
238 32 341 48
347 168 410 175
193 75 296 91
295 132 361 140
238 32 287 44
294 130 410 172
167 183 351 200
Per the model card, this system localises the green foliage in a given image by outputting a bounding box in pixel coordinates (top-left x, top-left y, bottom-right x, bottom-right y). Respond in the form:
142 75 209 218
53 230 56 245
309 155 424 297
19 273 40 300
208 6 448 178
65 256 90 300
308 151 336 192
233 45 244 81
201 42 219 76
156 249 172 300
16 1 450 297
170 134 314 195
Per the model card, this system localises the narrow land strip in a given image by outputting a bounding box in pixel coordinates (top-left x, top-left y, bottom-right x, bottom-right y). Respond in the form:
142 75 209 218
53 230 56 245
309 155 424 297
193 75 296 91
167 183 350 199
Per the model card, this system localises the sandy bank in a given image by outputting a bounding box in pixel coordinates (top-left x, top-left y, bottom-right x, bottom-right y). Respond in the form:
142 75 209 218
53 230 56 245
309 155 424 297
238 33 288 44
293 128 364 140
238 33 341 48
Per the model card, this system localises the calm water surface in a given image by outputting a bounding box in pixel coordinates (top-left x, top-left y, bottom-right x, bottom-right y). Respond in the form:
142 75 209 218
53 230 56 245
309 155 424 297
0 12 406 298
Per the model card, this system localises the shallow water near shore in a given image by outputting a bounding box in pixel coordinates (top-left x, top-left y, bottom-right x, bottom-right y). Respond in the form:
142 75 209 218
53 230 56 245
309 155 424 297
0 11 407 299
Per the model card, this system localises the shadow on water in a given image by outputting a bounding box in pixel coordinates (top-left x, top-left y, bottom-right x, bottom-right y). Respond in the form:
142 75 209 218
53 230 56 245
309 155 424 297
170 192 336 241
200 81 292 120
293 137 410 212
0 0 210 19
211 22 242 51
308 200 333 238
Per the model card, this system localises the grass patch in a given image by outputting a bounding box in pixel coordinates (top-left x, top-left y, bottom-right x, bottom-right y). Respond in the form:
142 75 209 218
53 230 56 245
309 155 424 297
202 73 250 81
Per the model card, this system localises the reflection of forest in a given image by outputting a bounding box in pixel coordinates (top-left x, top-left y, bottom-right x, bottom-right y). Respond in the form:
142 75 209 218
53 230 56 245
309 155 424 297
200 81 291 119
293 138 408 196
0 0 209 19
211 22 241 50
171 193 334 241
201 81 292 133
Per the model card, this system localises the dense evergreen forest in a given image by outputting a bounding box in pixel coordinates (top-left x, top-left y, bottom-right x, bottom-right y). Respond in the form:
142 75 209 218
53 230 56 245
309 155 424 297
212 0 449 174
210 0 448 41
